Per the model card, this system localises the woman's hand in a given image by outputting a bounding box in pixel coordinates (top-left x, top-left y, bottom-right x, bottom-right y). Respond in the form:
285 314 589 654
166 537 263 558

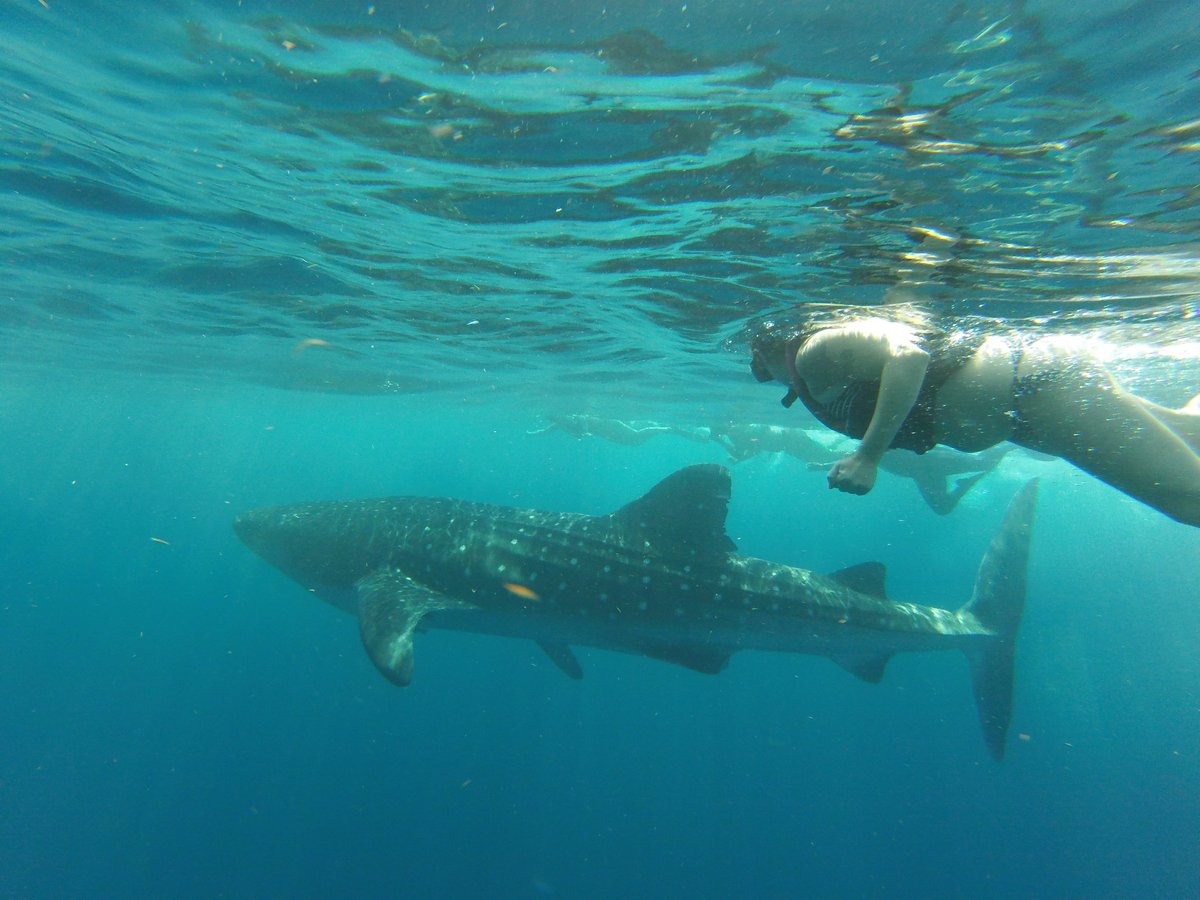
828 453 878 495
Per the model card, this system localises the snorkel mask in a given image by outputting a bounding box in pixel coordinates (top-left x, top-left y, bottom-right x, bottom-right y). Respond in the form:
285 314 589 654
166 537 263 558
750 321 802 408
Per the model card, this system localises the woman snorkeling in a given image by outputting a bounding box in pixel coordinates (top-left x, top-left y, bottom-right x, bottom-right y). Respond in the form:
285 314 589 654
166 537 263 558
749 304 1200 526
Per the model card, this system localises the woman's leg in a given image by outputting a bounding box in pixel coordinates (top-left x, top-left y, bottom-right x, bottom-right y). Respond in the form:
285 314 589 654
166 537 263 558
913 469 987 516
1014 339 1200 527
601 420 669 445
1136 396 1200 453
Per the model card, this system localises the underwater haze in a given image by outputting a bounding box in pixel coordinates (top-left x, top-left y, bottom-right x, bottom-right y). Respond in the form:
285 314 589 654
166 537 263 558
2 1 1199 898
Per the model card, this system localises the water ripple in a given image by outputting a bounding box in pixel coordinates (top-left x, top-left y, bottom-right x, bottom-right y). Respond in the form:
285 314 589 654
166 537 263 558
1 0 1197 406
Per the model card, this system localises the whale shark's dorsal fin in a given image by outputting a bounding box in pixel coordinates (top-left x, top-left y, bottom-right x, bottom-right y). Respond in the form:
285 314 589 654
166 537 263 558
829 562 888 599
609 464 736 559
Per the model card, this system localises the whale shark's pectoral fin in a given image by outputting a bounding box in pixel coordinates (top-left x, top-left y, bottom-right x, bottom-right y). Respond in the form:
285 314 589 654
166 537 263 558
356 570 461 687
637 640 732 675
831 652 893 684
536 641 583 679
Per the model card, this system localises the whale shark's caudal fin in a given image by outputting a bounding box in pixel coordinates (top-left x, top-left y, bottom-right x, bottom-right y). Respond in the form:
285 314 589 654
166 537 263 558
608 464 737 560
958 478 1039 760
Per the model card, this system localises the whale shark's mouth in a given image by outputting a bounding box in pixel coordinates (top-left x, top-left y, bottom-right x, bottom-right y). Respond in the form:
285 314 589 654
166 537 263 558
231 511 263 549
232 508 298 574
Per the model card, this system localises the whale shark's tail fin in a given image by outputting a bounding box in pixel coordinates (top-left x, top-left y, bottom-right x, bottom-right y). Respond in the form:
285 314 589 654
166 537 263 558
958 479 1039 760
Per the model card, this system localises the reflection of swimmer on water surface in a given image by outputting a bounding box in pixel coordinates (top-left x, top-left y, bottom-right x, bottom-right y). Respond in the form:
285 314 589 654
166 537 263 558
527 414 712 447
528 413 1023 516
751 302 1200 526
708 422 843 465
712 422 1017 515
869 445 1013 516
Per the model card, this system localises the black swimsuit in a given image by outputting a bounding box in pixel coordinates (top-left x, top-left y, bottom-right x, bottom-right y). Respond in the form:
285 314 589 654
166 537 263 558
787 327 985 454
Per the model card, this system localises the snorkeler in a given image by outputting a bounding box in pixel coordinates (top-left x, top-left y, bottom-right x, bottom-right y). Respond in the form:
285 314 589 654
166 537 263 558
527 414 712 447
874 445 1014 516
750 304 1200 526
712 422 1013 515
709 422 843 465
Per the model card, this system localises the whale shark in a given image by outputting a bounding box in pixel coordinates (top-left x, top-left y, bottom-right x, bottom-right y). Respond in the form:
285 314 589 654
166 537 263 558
234 465 1037 758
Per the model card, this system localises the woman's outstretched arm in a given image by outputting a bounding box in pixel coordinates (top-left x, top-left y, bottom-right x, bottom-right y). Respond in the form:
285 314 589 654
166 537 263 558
796 320 929 494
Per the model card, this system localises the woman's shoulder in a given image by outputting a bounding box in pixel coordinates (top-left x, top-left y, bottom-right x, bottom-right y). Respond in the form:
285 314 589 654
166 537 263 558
804 316 925 354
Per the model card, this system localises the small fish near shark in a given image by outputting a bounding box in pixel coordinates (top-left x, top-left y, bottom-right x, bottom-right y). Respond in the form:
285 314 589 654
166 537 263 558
234 465 1038 758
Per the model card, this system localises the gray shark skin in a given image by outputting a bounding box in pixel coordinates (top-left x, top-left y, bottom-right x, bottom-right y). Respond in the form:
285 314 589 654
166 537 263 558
234 465 1038 759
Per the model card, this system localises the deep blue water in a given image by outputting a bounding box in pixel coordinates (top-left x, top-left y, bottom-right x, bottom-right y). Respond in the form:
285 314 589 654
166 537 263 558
2 1 1199 898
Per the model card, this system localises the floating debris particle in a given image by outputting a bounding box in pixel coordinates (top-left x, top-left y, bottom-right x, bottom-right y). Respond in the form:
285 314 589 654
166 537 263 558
292 338 331 352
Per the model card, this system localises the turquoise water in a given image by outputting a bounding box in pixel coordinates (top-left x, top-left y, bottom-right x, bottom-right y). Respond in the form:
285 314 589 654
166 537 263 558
2 1 1198 897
